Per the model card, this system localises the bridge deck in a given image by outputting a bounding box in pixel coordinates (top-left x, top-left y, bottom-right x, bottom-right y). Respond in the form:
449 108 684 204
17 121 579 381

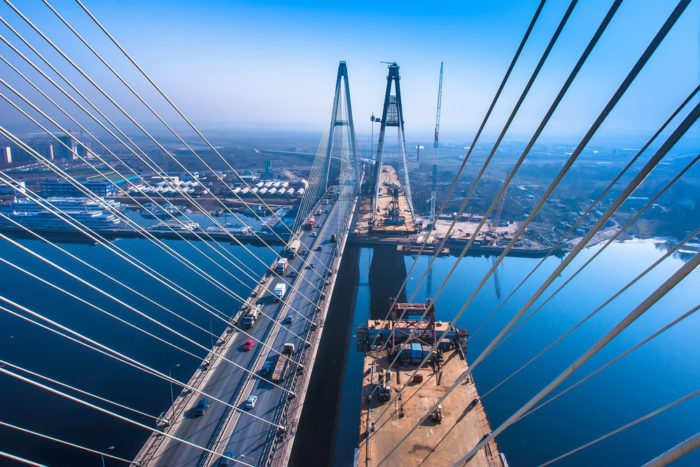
356 165 417 236
133 189 357 466
358 343 501 467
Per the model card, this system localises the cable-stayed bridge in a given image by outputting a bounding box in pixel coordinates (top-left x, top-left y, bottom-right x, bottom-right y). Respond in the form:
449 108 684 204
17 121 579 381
0 1 698 466
134 61 361 467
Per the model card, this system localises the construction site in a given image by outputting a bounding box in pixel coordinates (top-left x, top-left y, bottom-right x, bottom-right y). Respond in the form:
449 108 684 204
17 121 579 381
356 303 502 467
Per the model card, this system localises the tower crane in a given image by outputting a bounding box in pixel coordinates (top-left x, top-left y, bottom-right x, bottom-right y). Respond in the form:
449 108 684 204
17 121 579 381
430 62 443 225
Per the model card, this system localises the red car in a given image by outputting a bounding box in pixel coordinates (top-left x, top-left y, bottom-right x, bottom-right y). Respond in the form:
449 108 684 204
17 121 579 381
243 339 254 351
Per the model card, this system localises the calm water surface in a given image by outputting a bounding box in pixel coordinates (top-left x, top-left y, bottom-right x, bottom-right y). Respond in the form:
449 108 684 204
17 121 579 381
332 240 699 466
0 235 697 466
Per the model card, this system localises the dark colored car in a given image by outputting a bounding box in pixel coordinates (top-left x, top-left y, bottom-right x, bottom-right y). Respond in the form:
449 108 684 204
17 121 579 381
260 364 272 377
193 397 209 416
216 451 235 466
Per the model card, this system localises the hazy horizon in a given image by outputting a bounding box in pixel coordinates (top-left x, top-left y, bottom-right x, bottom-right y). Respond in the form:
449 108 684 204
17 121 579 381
1 0 698 146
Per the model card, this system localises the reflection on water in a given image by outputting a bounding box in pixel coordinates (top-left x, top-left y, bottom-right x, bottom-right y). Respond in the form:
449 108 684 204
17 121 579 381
330 240 699 466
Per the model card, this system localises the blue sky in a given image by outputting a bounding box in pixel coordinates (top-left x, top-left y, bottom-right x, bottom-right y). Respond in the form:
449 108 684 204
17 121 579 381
0 0 698 143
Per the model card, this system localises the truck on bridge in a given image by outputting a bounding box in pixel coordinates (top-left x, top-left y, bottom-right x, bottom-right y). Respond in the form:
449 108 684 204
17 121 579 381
272 343 295 382
275 258 289 274
273 283 287 302
286 239 301 258
303 216 315 230
242 303 264 329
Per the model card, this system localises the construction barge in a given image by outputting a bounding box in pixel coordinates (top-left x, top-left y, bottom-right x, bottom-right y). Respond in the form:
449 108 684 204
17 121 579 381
356 303 503 467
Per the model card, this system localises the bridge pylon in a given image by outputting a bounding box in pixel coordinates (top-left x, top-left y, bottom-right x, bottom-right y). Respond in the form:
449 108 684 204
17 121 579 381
294 61 359 233
372 62 414 225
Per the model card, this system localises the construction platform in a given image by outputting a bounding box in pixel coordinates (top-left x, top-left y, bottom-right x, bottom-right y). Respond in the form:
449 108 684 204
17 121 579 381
356 165 418 236
356 315 502 467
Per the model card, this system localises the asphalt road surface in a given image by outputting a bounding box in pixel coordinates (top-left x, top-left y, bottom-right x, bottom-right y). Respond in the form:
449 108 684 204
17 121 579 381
146 195 344 466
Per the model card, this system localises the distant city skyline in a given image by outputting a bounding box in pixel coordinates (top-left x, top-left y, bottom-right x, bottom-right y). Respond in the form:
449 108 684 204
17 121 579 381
0 0 697 144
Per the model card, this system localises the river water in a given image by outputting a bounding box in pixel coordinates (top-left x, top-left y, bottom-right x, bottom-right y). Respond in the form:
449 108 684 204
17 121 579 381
0 234 697 466
329 240 699 466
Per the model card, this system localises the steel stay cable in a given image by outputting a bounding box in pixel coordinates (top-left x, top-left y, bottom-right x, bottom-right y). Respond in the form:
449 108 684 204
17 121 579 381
539 389 700 466
0 230 305 382
0 420 132 463
400 0 581 312
3 1 333 296
0 295 292 424
0 449 44 467
373 2 692 455
39 0 335 286
375 0 547 345
0 225 302 377
481 219 700 400
519 303 699 423
453 250 700 465
0 52 260 287
483 153 700 364
470 84 700 339
372 0 586 367
368 0 620 401
0 250 213 370
0 302 217 407
0 126 237 318
74 0 335 276
0 98 316 334
0 149 227 324
380 249 699 467
466 99 699 374
0 206 240 345
0 166 311 362
0 33 259 282
0 101 255 312
0 98 316 335
642 432 700 467
0 75 315 330
0 19 327 309
0 63 324 322
376 97 699 446
0 359 159 422
0 366 253 467
384 0 693 412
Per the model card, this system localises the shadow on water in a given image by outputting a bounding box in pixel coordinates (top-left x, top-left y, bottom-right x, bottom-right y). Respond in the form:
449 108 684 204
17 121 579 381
368 245 407 319
290 246 361 467
291 245 409 466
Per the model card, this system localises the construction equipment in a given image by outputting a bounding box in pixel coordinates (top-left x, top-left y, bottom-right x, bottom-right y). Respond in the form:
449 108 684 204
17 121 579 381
431 404 443 424
430 62 443 225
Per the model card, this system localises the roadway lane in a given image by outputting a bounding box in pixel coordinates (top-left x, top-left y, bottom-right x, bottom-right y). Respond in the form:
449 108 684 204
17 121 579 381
217 200 342 465
141 195 339 466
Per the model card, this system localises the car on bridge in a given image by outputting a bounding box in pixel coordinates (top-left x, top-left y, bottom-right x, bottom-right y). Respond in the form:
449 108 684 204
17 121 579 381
243 339 254 351
284 313 294 324
244 395 258 410
306 262 315 269
216 451 235 466
315 246 322 251
311 231 317 237
260 364 272 377
193 397 209 416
